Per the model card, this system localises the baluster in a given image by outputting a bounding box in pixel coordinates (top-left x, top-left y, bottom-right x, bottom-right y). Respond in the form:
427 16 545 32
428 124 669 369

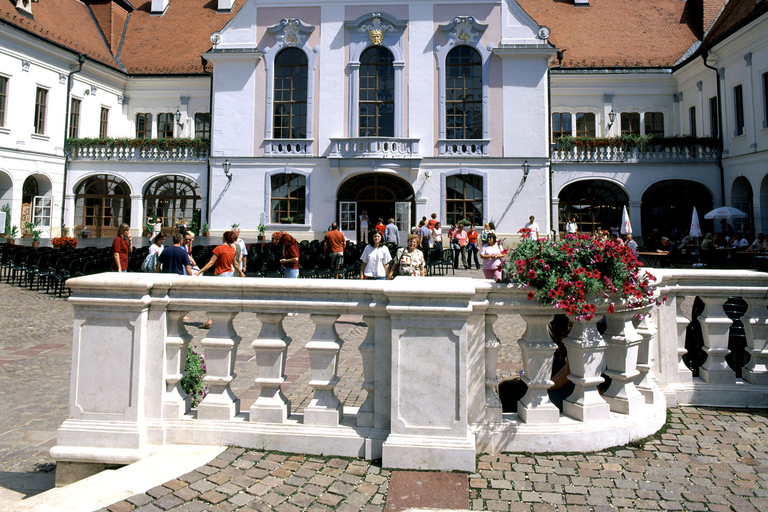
250 313 291 423
197 312 241 420
304 313 343 425
357 315 375 427
517 313 559 424
675 295 693 382
634 314 662 403
698 296 735 383
164 310 192 417
563 319 610 422
742 298 768 385
602 308 644 414
484 314 503 423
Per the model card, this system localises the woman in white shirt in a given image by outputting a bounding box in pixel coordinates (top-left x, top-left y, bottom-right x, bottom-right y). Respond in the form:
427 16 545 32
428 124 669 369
360 231 392 280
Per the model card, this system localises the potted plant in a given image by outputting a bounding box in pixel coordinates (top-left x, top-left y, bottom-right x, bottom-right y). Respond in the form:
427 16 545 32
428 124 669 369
27 222 42 248
6 225 18 244
280 216 294 224
78 228 94 238
22 221 35 238
201 220 210 237
257 222 267 240
52 236 78 249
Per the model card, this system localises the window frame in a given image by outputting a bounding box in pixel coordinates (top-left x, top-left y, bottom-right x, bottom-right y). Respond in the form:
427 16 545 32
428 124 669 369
34 86 48 135
762 72 768 129
620 112 641 135
644 112 664 137
69 97 81 139
136 113 152 138
157 112 174 138
709 96 719 138
444 45 483 140
358 46 395 137
443 171 485 227
575 112 596 138
195 112 211 139
99 107 109 138
273 47 309 139
689 106 697 137
0 75 7 127
551 112 572 139
267 171 308 225
733 84 744 136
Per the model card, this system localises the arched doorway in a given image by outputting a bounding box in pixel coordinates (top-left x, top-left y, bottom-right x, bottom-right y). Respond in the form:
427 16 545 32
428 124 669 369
761 175 768 234
558 180 629 235
74 174 131 238
21 176 37 232
0 170 12 233
21 175 54 236
143 175 202 233
337 173 414 243
731 177 754 237
641 180 714 240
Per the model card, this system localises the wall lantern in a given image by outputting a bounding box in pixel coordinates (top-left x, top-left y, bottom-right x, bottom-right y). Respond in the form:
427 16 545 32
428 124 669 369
607 109 617 129
522 160 530 183
175 108 183 130
222 159 232 180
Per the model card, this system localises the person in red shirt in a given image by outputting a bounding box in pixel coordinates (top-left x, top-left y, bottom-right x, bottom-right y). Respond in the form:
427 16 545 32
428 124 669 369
467 225 481 269
427 213 438 231
279 232 300 278
196 231 243 277
375 218 386 238
111 223 133 272
324 222 346 275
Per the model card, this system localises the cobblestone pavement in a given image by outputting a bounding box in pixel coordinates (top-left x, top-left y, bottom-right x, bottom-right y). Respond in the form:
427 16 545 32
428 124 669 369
2 274 767 512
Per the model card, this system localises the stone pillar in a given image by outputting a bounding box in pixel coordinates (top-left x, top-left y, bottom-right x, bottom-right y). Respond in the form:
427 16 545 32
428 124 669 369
164 310 192 418
742 297 768 385
197 312 241 420
517 312 559 424
250 313 291 423
357 314 376 428
602 309 644 415
698 296 735 384
634 314 662 403
304 313 343 426
654 291 691 389
484 313 503 423
563 319 610 422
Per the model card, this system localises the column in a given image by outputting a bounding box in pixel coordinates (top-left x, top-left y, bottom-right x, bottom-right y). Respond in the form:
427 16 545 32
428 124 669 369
698 296 735 384
304 313 343 426
742 297 768 385
634 314 662 404
517 312 559 424
602 309 645 415
197 312 242 420
357 314 376 428
130 194 142 239
164 310 192 418
563 319 610 422
250 313 291 423
484 313 503 423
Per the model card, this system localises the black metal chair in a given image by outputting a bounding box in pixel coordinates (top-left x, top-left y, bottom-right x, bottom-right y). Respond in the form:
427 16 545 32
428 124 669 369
263 256 283 278
299 254 317 278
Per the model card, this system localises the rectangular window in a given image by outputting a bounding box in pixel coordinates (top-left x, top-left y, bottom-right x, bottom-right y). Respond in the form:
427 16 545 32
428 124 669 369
270 174 306 224
99 107 109 138
446 174 483 227
644 112 664 137
763 72 768 128
689 106 697 137
0 76 7 127
195 113 211 139
709 96 719 138
620 112 641 135
68 98 80 138
575 112 595 137
551 113 572 138
136 113 152 138
157 112 174 138
34 87 47 134
733 84 744 136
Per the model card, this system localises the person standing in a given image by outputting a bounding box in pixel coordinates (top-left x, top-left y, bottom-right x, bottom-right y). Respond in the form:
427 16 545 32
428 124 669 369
625 234 638 255
453 223 468 269
480 233 504 281
525 215 539 240
196 231 243 278
279 232 300 278
388 234 425 278
157 233 192 275
232 227 247 274
433 222 443 252
111 223 133 272
183 232 198 270
565 217 577 236
419 220 431 254
145 231 166 272
427 213 438 231
466 224 481 269
385 218 399 244
359 210 369 244
324 222 347 274
375 218 386 238
360 231 391 280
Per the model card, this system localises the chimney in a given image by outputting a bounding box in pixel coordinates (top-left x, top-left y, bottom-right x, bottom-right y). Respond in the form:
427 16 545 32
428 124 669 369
218 0 235 12
574 0 589 6
151 0 169 14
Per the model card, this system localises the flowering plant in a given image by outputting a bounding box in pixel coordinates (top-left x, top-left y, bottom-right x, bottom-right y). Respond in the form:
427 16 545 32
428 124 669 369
51 236 78 249
504 233 662 321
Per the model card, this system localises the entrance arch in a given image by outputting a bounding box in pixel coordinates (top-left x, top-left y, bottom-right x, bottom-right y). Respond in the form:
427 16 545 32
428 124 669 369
641 180 713 240
558 180 629 235
74 174 131 238
337 173 414 243
143 175 202 232
731 177 754 236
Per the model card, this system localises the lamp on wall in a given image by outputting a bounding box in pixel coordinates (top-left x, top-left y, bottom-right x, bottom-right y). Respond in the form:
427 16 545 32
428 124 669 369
222 159 232 180
607 109 617 129
175 108 183 130
522 160 530 183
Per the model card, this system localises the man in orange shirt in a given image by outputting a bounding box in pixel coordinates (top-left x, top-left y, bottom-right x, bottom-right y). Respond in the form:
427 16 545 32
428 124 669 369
324 222 347 276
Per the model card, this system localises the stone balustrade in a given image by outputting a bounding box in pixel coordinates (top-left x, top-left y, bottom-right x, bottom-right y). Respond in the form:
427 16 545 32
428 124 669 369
50 270 767 478
67 144 209 161
551 143 719 163
438 139 490 157
329 137 421 160
264 139 313 156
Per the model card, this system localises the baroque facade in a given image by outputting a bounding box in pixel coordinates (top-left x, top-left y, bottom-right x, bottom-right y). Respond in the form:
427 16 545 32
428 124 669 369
0 0 766 243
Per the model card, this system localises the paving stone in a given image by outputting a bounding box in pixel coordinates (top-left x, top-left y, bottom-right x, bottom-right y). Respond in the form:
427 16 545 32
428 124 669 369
198 490 227 505
107 501 135 512
153 494 183 511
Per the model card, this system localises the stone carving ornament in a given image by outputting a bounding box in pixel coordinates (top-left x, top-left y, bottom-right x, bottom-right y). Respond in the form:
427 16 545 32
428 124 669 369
358 14 396 46
271 18 312 48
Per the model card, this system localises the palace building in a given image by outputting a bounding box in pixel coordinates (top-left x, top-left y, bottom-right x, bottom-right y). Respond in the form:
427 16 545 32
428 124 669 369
0 0 766 243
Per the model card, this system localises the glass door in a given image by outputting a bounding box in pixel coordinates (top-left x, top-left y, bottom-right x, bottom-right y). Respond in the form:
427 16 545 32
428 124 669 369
339 201 357 242
395 202 410 246
32 196 52 237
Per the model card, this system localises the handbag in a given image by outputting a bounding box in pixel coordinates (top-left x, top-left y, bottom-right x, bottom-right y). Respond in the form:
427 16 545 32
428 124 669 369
141 252 158 272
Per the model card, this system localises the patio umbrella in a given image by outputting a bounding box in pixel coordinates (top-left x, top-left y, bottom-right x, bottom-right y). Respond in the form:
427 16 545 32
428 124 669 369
703 206 748 219
690 207 702 237
620 206 632 235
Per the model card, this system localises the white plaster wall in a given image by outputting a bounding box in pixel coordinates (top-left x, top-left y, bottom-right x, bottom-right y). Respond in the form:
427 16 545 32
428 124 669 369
124 78 211 139
500 55 550 158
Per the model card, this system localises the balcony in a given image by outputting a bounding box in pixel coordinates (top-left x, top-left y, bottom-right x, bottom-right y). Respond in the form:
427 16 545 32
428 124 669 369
51 270 768 475
438 139 490 157
264 138 313 157
66 138 209 161
328 137 421 168
551 136 720 164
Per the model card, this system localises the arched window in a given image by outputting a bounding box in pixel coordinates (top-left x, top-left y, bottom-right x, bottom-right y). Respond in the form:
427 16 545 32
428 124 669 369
74 174 131 237
559 180 629 235
274 48 308 139
144 175 202 230
271 173 306 224
446 174 483 226
641 180 713 239
446 46 482 140
359 47 395 137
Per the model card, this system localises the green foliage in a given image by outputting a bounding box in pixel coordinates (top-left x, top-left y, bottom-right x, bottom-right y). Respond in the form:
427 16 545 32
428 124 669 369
25 221 42 241
1 203 10 234
181 345 208 409
191 210 201 235
201 220 210 234
66 137 210 151
553 134 719 151
7 225 18 239
257 222 267 235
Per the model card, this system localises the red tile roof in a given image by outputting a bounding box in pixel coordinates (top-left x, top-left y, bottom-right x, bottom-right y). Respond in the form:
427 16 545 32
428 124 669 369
516 0 700 68
703 0 768 48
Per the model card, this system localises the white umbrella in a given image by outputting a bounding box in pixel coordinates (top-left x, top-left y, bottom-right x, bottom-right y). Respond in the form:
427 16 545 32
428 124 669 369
703 206 748 219
620 206 632 235
690 207 702 237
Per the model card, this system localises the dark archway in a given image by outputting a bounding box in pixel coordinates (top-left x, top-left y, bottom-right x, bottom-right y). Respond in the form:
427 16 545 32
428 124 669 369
558 180 629 235
74 174 131 238
730 177 754 237
144 175 202 231
641 180 714 240
337 173 414 240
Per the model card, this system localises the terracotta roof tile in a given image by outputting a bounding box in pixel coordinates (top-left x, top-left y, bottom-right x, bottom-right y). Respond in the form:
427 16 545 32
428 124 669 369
0 0 121 69
516 0 700 68
703 0 768 48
